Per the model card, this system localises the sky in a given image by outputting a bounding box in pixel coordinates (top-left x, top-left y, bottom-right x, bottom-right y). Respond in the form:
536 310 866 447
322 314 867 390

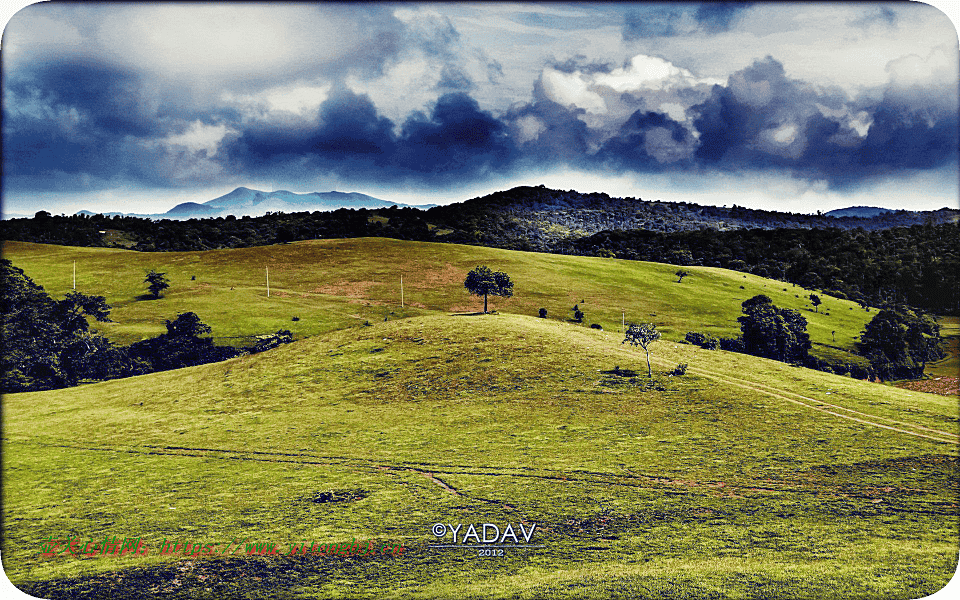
1 1 958 217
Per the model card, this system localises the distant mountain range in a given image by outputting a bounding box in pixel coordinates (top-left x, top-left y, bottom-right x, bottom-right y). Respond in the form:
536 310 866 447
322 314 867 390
74 187 436 219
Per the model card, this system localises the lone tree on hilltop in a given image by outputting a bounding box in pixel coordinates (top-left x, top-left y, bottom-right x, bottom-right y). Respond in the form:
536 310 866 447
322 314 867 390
623 322 661 378
145 270 170 299
675 269 689 283
464 266 513 313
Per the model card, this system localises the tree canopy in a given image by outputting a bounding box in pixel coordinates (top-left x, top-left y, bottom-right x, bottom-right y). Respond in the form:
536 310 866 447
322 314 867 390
737 294 811 364
463 265 513 313
145 270 170 299
0 259 145 392
857 308 944 380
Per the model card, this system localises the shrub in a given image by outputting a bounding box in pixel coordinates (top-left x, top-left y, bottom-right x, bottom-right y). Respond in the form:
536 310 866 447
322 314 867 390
719 336 745 352
685 331 719 350
538 308 547 318
590 323 602 330
670 363 688 376
572 304 584 323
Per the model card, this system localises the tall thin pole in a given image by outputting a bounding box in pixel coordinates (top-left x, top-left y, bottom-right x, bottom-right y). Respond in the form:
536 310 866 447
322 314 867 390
73 261 76 290
622 310 625 333
266 267 270 297
400 275 404 307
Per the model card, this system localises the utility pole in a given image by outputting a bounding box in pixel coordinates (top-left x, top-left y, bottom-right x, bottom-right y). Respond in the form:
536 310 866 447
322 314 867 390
266 267 270 297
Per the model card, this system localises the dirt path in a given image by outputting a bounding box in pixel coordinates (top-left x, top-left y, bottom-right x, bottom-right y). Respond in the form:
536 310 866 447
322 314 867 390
685 363 957 444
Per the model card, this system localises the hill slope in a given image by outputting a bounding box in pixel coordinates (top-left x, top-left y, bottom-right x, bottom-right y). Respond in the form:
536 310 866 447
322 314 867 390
4 313 957 597
2 238 876 369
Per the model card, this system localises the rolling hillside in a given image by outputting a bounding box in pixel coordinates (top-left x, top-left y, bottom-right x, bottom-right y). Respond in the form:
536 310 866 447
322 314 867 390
2 238 876 368
3 311 957 598
2 238 956 598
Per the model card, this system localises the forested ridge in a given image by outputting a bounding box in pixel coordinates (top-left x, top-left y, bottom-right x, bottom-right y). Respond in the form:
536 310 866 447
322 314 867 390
2 186 958 315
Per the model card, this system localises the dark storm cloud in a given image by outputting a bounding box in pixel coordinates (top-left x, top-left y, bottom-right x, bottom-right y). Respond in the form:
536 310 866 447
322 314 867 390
2 0 955 200
594 111 695 170
622 2 752 39
3 60 171 191
504 98 592 165
693 2 754 33
226 90 397 171
622 8 684 39
691 56 958 185
224 91 516 185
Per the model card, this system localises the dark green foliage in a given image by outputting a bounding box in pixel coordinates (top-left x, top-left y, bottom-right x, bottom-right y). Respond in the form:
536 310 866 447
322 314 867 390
623 322 661 378
719 336 745 352
670 363 688 376
737 295 811 364
572 305 584 323
0 260 144 392
538 307 547 318
463 265 514 313
590 323 602 330
144 270 170 299
857 308 944 380
128 312 239 372
809 294 822 312
675 269 689 283
685 331 719 350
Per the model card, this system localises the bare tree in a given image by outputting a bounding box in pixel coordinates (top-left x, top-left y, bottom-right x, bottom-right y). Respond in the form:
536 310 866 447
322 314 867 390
623 322 662 378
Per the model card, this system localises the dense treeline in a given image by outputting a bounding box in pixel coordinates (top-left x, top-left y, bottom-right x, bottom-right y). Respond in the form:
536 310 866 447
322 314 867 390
2 189 958 315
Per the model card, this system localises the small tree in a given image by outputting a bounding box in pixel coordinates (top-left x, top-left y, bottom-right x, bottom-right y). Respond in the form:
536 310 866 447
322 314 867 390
572 304 584 323
145 270 170 299
463 266 513 313
675 269 689 283
809 294 822 313
538 308 547 318
623 322 661 378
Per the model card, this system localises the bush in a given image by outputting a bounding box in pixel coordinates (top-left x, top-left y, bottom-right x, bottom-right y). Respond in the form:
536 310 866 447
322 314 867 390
719 336 745 352
538 308 547 318
572 304 584 323
670 363 688 376
685 331 719 350
590 323 602 330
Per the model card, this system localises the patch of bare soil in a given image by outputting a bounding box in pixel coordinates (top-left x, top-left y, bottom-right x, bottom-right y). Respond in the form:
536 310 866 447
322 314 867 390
894 377 959 397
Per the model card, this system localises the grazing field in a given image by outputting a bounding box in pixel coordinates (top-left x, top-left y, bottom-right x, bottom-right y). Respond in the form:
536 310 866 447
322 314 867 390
2 239 957 598
2 238 875 360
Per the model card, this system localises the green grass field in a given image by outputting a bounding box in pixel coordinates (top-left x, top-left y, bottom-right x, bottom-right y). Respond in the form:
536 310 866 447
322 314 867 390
2 238 876 357
2 239 957 599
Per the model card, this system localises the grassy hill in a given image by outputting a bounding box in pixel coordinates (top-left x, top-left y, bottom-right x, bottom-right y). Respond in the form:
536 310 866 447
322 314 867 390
2 238 875 366
2 239 956 598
